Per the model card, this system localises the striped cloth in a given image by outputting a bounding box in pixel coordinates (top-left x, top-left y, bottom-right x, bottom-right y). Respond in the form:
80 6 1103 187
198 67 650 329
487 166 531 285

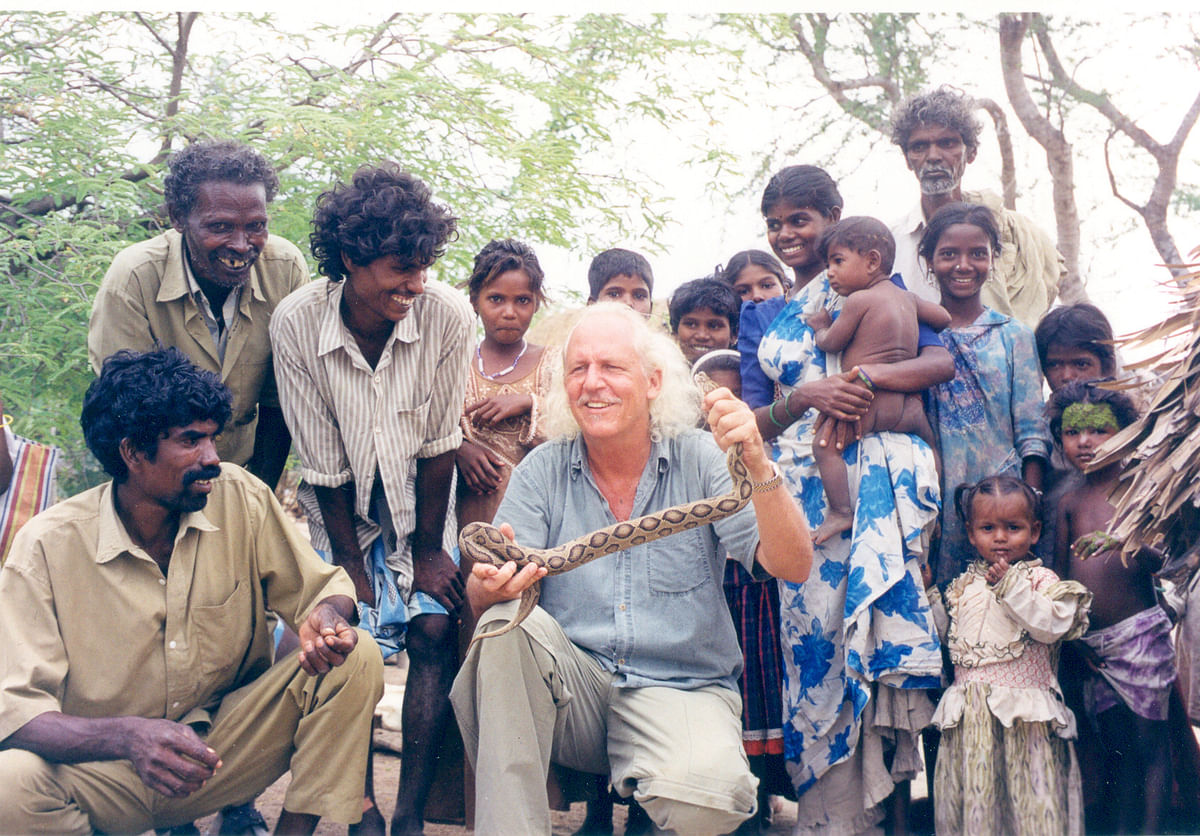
0 427 59 564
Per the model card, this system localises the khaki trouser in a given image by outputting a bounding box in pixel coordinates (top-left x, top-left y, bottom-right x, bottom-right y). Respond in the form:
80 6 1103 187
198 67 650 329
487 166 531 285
0 629 383 834
450 601 757 836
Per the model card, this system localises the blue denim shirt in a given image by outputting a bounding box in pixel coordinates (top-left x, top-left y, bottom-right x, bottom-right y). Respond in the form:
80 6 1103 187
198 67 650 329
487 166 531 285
494 429 761 692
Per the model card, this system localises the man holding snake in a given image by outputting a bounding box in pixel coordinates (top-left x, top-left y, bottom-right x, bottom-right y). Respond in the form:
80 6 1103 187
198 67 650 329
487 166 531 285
449 303 813 836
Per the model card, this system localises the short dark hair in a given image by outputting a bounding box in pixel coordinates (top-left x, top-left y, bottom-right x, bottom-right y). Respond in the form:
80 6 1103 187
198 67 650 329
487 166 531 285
917 201 1003 265
1046 380 1138 445
1035 303 1117 377
310 162 457 281
586 248 654 300
164 140 279 222
82 347 232 483
954 473 1041 528
467 239 547 305
760 165 843 219
692 348 741 378
890 86 983 155
668 278 740 338
817 216 897 275
718 249 791 292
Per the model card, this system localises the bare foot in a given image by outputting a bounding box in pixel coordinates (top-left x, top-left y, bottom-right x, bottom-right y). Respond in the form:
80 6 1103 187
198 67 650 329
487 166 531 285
349 800 386 836
813 509 853 545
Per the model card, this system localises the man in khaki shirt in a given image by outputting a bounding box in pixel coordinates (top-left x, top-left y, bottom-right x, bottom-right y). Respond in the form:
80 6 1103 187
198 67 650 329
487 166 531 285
0 348 382 835
887 86 1082 328
89 140 308 489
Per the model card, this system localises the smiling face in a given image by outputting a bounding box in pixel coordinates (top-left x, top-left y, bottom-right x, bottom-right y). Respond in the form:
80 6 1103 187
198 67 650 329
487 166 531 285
594 273 652 316
931 223 993 305
675 306 734 364
342 254 427 332
966 491 1040 567
730 263 786 304
125 419 223 514
473 269 539 347
764 200 839 279
905 123 976 197
564 313 661 444
173 180 269 290
1043 345 1107 392
825 244 882 298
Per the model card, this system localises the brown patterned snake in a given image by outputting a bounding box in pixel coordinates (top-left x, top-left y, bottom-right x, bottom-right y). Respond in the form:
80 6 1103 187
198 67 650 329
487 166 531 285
458 373 754 647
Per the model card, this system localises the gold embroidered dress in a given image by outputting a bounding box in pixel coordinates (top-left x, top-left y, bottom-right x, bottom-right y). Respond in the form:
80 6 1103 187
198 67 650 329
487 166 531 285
929 559 1091 836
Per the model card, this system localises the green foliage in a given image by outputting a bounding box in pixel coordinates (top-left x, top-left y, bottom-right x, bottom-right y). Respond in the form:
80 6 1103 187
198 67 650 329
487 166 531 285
0 12 712 493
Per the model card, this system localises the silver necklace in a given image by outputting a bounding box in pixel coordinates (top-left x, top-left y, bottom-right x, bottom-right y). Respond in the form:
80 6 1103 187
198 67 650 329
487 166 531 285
476 339 527 380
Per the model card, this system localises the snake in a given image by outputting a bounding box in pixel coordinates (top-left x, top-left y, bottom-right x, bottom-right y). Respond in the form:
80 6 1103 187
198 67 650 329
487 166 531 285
458 373 754 647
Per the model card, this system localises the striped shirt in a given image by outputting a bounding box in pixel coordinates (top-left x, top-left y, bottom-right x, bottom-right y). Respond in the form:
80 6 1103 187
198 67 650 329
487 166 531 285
270 278 472 599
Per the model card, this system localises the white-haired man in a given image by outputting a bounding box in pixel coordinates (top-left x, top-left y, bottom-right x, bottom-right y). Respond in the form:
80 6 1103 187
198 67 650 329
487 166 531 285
449 303 813 836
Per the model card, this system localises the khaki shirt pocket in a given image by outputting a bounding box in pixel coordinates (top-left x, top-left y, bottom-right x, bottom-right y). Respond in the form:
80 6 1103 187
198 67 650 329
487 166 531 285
192 581 253 679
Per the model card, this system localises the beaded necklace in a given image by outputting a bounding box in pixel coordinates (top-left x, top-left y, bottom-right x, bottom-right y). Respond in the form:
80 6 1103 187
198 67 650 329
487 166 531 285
476 339 527 381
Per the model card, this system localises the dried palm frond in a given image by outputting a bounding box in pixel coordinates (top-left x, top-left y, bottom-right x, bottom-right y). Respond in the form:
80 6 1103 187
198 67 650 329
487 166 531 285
1090 246 1200 582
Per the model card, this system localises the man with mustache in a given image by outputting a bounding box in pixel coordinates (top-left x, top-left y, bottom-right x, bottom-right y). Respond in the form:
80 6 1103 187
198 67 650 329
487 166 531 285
0 347 383 835
888 86 1079 328
89 140 307 491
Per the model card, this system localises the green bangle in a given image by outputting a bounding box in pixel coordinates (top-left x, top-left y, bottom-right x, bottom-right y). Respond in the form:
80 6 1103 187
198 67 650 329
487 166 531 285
856 367 876 392
780 393 801 421
768 400 788 429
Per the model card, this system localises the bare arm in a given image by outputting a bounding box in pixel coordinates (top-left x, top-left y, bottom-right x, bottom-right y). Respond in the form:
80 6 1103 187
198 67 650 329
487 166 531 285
707 389 812 583
412 449 464 612
1054 498 1073 578
1022 456 1045 493
244 405 291 490
857 343 954 393
914 298 952 331
755 372 874 442
312 483 374 608
813 295 868 354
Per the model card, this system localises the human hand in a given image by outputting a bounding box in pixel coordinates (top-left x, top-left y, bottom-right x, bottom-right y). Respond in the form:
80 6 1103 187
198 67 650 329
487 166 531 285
456 441 505 494
297 598 359 675
807 308 833 333
920 562 934 590
468 524 547 612
413 548 465 612
123 717 221 798
986 559 1010 585
812 414 862 451
801 371 872 422
705 387 774 482
1072 531 1122 562
466 393 533 426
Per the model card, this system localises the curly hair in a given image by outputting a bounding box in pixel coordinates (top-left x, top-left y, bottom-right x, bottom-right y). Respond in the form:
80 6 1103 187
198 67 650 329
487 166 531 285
917 202 1003 264
816 216 897 275
586 248 654 300
1046 380 1138 445
82 347 232 483
890 86 983 154
718 249 791 293
668 278 740 338
760 165 843 219
543 302 701 441
467 239 547 305
1034 303 1117 378
164 140 279 221
954 474 1041 528
310 162 458 281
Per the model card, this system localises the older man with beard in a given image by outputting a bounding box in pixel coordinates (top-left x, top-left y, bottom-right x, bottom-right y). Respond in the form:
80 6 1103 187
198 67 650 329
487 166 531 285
888 86 1082 328
450 303 814 836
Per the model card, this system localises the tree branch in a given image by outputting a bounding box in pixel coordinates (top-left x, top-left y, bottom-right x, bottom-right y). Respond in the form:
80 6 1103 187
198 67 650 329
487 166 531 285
976 96 1017 210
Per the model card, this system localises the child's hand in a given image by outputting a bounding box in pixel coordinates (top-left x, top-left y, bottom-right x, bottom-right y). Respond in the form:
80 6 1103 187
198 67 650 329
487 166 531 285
807 309 833 333
920 562 934 590
466 393 534 426
986 559 1010 585
456 441 505 493
1072 530 1122 561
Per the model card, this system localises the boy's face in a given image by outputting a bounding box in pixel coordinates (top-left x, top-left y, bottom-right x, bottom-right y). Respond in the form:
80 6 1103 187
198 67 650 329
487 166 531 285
1043 344 1106 392
593 273 652 316
825 244 881 297
1059 401 1121 471
675 306 734 364
706 367 742 400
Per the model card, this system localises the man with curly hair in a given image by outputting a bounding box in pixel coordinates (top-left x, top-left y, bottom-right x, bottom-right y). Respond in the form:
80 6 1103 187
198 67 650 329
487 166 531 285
0 347 383 835
887 86 1080 327
89 139 307 491
270 163 472 836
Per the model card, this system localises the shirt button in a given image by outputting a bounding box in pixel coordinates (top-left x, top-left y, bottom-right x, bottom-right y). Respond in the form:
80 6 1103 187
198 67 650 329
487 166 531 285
168 641 177 649
158 578 166 586
375 426 382 434
173 701 180 708
619 604 626 611
617 658 626 666
374 375 381 384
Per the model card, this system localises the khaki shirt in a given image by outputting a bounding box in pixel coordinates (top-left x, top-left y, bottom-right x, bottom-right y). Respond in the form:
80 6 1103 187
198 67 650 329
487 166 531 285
88 230 310 465
891 189 1072 329
0 465 353 743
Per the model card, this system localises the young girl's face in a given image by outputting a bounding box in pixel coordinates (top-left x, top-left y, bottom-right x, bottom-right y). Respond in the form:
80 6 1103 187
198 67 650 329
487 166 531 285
731 264 786 304
931 222 992 305
966 492 1040 566
473 269 539 346
1059 401 1120 471
764 201 835 275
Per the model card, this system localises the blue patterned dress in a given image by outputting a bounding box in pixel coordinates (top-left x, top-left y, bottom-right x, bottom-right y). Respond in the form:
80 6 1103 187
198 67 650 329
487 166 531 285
755 273 944 818
923 308 1051 587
